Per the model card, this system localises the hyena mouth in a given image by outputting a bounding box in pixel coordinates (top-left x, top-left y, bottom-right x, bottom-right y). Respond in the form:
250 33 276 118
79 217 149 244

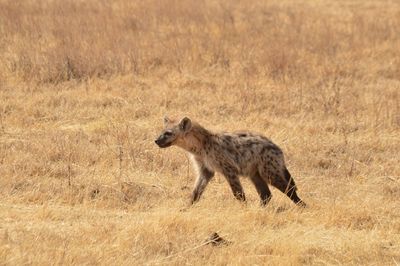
159 142 172 148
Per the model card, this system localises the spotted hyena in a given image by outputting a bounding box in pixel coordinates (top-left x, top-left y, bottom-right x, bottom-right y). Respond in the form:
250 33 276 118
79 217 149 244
155 116 306 207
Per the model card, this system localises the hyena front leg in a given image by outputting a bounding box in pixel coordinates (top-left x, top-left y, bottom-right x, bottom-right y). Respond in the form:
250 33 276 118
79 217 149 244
191 165 215 204
250 172 272 205
223 170 246 201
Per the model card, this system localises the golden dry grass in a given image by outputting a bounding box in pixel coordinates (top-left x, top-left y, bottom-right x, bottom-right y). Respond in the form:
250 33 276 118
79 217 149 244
0 0 399 265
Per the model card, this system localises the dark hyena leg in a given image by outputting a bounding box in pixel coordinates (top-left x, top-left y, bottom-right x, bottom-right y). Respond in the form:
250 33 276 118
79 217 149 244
249 172 272 205
191 165 215 204
223 172 246 201
271 168 306 207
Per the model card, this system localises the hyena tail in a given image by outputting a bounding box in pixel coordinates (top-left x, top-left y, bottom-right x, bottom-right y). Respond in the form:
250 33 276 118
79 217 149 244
283 168 296 189
283 168 306 207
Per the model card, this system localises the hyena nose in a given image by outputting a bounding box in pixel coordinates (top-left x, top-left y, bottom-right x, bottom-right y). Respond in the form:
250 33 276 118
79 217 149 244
155 139 160 145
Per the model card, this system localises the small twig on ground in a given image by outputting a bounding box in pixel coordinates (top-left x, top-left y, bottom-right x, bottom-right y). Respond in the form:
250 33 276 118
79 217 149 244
148 233 230 264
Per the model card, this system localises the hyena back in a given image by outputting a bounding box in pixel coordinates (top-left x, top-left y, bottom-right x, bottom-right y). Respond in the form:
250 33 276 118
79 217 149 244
155 116 306 207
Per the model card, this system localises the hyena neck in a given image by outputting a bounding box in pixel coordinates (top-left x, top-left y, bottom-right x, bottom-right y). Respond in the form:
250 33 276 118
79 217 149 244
177 123 213 156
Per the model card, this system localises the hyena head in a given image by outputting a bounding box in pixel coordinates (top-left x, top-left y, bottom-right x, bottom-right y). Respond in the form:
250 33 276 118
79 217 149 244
155 116 192 148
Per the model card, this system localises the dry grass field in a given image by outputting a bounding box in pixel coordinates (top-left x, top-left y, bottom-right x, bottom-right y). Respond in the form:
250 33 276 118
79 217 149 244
0 0 399 265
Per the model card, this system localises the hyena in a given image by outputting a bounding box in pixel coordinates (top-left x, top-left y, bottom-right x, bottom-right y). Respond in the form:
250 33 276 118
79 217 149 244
155 116 306 207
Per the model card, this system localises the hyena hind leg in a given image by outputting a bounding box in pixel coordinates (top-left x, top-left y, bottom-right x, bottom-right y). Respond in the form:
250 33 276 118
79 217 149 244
270 168 306 207
249 172 272 206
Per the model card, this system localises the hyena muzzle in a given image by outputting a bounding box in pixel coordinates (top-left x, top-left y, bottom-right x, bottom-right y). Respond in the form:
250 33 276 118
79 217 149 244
155 116 306 207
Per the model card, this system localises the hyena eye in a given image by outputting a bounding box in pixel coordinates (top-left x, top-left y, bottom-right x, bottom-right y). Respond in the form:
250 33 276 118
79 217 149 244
164 131 173 137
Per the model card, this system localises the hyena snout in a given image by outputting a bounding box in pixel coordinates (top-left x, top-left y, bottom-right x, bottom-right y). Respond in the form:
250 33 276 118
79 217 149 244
155 135 172 148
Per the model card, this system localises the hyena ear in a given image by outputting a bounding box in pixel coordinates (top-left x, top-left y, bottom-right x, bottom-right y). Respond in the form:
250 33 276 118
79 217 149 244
179 117 192 132
163 116 170 126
